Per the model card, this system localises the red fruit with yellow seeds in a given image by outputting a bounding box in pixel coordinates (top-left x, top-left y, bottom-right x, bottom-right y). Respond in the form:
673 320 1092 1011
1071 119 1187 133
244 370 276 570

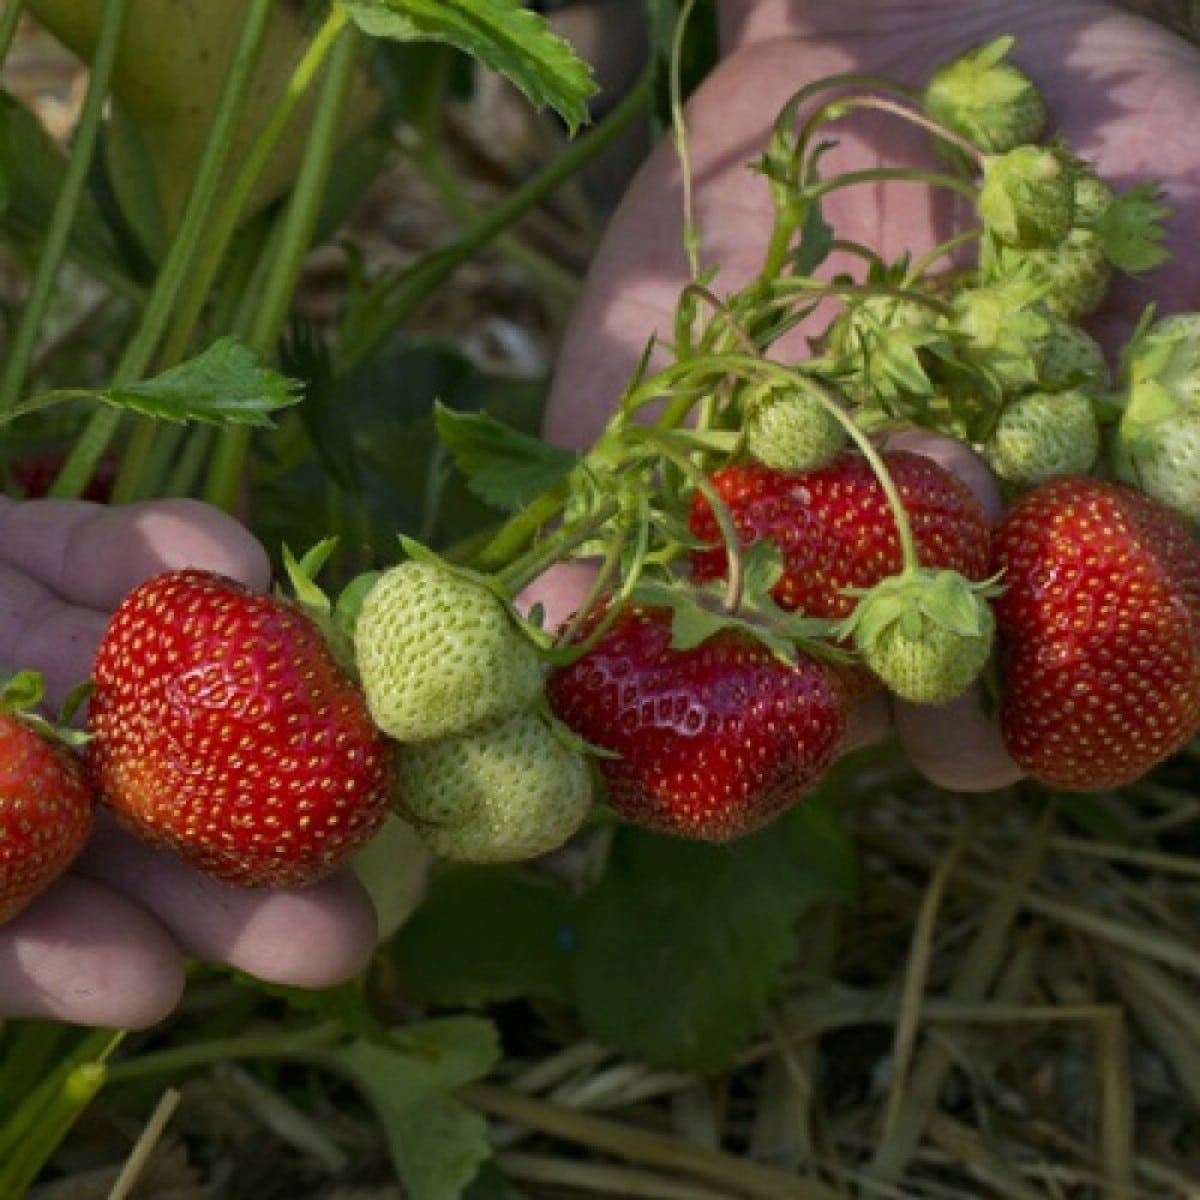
0 713 95 924
88 569 393 887
992 477 1200 789
546 604 847 842
689 451 992 620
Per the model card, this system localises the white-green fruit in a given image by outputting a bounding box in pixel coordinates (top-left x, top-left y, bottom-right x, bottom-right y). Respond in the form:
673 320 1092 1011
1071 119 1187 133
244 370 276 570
744 388 845 471
1121 413 1200 523
985 389 1100 487
395 712 594 862
355 560 543 742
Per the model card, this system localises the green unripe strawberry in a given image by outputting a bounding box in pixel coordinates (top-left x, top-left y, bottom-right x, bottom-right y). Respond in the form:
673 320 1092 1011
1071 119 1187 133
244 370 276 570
923 37 1046 156
984 389 1100 488
354 558 543 742
836 569 998 705
978 145 1076 249
983 173 1114 320
1123 312 1200 411
944 276 1055 394
825 289 950 411
743 385 846 471
1037 321 1110 394
1119 413 1200 523
394 711 593 862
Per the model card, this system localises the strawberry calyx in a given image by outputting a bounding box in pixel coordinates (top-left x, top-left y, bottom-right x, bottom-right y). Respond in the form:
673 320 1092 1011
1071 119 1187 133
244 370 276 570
921 36 1047 159
835 568 1003 704
977 143 1077 250
0 671 90 751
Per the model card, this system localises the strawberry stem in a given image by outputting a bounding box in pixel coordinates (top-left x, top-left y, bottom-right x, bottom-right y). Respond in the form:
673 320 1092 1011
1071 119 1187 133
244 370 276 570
670 0 704 281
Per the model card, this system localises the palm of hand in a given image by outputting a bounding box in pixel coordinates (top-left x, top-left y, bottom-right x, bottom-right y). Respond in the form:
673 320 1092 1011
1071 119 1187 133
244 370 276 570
539 0 1200 787
548 0 1200 447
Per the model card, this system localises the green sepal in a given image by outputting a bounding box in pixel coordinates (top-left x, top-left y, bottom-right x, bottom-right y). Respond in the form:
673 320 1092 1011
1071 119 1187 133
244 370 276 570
1094 183 1171 273
838 568 1002 648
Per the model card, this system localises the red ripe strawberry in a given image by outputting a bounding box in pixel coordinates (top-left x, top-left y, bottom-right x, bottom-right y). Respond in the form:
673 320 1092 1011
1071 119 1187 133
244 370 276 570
88 570 393 887
545 604 847 841
688 451 992 620
0 710 94 923
992 477 1200 789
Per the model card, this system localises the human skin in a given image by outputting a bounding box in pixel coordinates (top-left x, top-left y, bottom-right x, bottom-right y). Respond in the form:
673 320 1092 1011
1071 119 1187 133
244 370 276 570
532 0 1200 791
0 499 378 1027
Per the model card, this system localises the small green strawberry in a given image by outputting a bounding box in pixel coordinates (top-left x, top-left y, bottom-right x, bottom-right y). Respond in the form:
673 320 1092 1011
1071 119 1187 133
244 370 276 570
1036 320 1110 394
922 36 1046 156
983 172 1113 320
836 569 998 705
978 145 1076 250
354 557 543 742
1114 312 1200 520
1119 412 1200 523
394 711 593 862
742 383 846 471
984 388 1100 488
941 274 1055 395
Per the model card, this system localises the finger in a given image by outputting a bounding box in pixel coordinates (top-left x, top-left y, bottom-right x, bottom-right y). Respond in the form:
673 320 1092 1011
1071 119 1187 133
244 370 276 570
76 817 379 989
517 560 600 631
892 686 1024 793
0 496 271 611
0 567 109 708
0 876 185 1028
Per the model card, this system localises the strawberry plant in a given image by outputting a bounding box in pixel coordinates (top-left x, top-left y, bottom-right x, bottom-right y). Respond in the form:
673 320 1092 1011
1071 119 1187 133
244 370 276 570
4 4 1200 1196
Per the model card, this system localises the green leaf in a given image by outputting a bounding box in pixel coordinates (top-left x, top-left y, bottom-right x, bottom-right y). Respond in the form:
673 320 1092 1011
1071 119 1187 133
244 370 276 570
434 402 578 512
100 338 302 426
1094 183 1171 274
330 1017 501 1200
568 796 857 1071
392 865 575 1007
338 0 596 133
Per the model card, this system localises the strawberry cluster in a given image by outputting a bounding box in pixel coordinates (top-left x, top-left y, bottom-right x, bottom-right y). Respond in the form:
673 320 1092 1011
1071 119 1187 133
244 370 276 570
3 37 1200 921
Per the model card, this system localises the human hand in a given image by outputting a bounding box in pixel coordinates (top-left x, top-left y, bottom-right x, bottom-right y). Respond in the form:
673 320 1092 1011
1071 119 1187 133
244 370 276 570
536 0 1200 792
0 498 378 1028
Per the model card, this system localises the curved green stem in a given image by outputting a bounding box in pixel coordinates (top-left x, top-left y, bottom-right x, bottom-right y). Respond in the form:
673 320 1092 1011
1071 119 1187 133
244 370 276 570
903 226 983 286
0 0 130 417
638 430 746 612
670 0 702 280
494 496 621 596
806 165 978 205
791 93 984 185
628 352 922 568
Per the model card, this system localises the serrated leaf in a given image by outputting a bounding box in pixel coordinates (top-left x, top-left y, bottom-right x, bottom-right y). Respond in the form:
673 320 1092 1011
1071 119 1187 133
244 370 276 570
103 338 301 426
1095 183 1171 274
392 866 575 1007
434 402 578 512
331 1017 501 1200
569 797 856 1071
338 0 596 133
